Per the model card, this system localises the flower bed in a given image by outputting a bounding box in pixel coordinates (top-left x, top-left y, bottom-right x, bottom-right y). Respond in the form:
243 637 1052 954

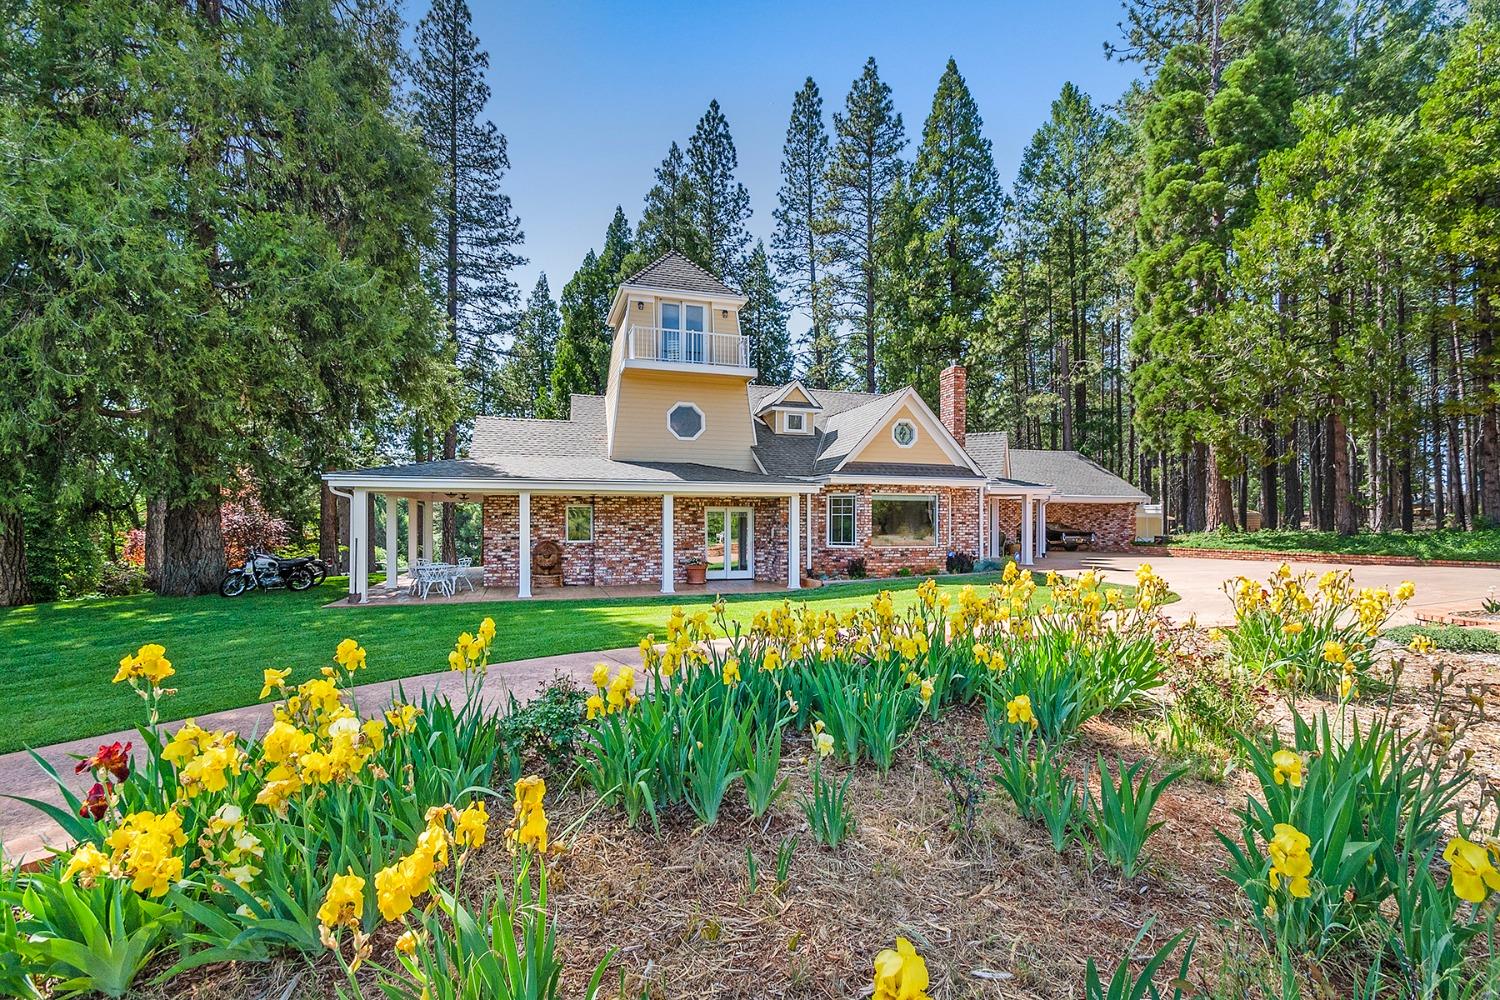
2 563 1496 998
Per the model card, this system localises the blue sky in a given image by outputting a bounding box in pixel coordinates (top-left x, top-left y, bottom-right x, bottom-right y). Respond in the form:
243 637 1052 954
445 0 1141 310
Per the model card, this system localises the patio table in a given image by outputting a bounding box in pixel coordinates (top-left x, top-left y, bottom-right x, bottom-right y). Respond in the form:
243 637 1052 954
411 561 460 599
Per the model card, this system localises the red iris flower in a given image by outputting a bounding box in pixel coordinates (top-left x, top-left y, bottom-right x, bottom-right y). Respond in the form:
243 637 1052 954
79 781 112 820
75 741 132 782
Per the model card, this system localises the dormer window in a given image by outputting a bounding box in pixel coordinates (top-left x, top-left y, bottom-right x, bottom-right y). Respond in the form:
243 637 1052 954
785 412 805 432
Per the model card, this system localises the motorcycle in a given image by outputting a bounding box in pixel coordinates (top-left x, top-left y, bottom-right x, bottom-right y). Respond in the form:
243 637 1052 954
219 549 318 597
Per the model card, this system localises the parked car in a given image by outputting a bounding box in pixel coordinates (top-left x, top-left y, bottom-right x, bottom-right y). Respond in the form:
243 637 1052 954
1046 523 1096 551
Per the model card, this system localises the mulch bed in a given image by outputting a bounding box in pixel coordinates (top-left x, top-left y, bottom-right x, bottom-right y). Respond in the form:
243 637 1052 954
133 633 1500 1000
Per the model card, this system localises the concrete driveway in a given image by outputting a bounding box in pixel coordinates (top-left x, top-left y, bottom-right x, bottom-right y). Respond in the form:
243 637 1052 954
1042 549 1500 626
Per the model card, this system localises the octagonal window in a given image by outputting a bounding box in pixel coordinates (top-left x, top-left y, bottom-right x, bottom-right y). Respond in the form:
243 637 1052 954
668 402 705 441
891 419 918 448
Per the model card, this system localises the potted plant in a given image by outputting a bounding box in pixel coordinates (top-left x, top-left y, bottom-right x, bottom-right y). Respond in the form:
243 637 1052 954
684 560 708 585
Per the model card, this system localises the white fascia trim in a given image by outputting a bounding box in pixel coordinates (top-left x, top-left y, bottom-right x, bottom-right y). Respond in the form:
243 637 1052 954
822 474 986 487
757 380 824 412
608 284 748 327
622 358 758 379
982 483 1058 499
1047 495 1148 503
321 474 819 496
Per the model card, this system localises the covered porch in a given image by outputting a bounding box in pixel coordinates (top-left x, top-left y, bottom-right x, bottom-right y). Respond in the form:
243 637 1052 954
980 482 1055 566
326 472 820 604
327 575 795 608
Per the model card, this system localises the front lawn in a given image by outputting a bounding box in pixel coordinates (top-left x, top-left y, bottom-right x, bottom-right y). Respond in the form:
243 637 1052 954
0 572 1102 753
1162 526 1500 562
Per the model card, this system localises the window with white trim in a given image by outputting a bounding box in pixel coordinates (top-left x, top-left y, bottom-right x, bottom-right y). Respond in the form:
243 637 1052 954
870 494 937 547
565 505 593 542
891 419 918 448
667 401 705 440
785 412 805 432
826 495 856 547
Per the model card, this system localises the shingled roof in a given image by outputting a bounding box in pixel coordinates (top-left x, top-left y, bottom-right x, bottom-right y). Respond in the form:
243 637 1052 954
621 251 743 299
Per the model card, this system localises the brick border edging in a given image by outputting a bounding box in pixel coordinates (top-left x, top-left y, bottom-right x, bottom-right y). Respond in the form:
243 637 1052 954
1148 545 1500 570
1415 609 1500 630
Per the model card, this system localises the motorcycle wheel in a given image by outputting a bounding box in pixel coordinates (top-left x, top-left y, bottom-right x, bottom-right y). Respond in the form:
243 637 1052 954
286 566 315 592
310 562 328 585
219 573 249 598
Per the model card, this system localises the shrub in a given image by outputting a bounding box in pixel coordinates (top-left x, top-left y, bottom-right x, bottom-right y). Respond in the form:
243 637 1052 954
846 556 867 578
945 549 975 574
496 676 586 780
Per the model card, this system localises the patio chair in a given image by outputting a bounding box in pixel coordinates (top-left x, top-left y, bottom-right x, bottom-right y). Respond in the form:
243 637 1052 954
452 556 476 593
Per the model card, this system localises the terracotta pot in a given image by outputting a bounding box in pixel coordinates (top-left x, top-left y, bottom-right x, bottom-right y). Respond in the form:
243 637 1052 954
684 563 707 585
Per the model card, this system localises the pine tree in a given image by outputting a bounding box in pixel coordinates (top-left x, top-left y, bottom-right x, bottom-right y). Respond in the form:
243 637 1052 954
825 57 906 392
686 100 753 281
411 0 525 560
636 141 700 263
899 58 1002 403
772 78 833 389
550 210 635 405
740 242 795 384
496 274 561 418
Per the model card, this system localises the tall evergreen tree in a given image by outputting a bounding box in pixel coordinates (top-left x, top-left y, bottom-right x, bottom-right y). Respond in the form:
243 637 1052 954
740 242 796 384
551 211 634 405
825 57 906 391
772 78 834 390
495 274 561 418
896 59 1002 403
411 0 524 560
686 100 753 281
636 141 700 264
0 0 444 599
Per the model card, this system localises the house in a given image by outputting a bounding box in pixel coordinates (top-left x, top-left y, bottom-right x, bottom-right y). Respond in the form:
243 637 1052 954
324 252 1147 601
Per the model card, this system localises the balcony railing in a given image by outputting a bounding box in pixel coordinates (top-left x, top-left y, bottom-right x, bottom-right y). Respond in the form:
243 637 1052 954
627 326 753 369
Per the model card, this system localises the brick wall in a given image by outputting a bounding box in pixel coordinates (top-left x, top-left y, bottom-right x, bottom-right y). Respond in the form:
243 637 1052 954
808 484 982 578
1043 501 1138 552
939 365 967 447
481 493 791 588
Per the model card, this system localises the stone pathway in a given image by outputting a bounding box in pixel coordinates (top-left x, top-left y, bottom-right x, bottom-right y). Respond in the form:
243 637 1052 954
1 645 642 863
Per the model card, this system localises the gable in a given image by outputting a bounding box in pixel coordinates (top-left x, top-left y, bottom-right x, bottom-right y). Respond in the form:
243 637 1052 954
847 401 967 468
781 385 813 405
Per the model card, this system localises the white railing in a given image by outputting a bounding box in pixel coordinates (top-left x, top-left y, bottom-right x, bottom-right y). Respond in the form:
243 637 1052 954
627 326 753 369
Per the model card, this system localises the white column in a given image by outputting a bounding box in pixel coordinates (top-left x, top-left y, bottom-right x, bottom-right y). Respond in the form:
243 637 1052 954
977 490 986 563
660 494 675 594
350 488 369 602
1037 500 1048 558
422 501 435 562
1020 494 1035 567
384 494 399 589
405 498 418 573
518 492 532 599
787 494 801 590
806 494 814 570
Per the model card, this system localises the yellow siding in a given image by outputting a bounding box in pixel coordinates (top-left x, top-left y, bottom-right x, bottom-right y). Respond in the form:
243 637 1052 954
711 307 740 334
850 403 964 467
609 368 758 471
780 385 813 405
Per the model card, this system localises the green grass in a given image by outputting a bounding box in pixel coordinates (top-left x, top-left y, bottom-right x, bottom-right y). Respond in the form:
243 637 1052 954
1385 624 1500 655
0 572 1117 753
1160 527 1500 563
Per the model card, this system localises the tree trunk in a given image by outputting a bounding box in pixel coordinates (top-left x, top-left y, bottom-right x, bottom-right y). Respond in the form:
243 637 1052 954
1309 418 1323 531
1330 409 1357 536
1476 280 1499 524
320 481 340 566
1186 444 1208 532
158 498 226 596
0 508 30 607
1260 413 1278 530
1205 444 1234 530
1283 422 1302 530
145 496 166 591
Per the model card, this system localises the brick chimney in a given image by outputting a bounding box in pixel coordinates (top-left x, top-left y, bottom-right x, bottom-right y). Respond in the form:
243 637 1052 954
939 363 967 446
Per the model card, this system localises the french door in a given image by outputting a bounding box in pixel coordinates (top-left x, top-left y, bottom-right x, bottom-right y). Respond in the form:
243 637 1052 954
705 507 753 579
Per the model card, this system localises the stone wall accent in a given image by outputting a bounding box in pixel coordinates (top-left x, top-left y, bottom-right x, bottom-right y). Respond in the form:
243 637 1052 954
482 493 791 588
808 484 982 578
